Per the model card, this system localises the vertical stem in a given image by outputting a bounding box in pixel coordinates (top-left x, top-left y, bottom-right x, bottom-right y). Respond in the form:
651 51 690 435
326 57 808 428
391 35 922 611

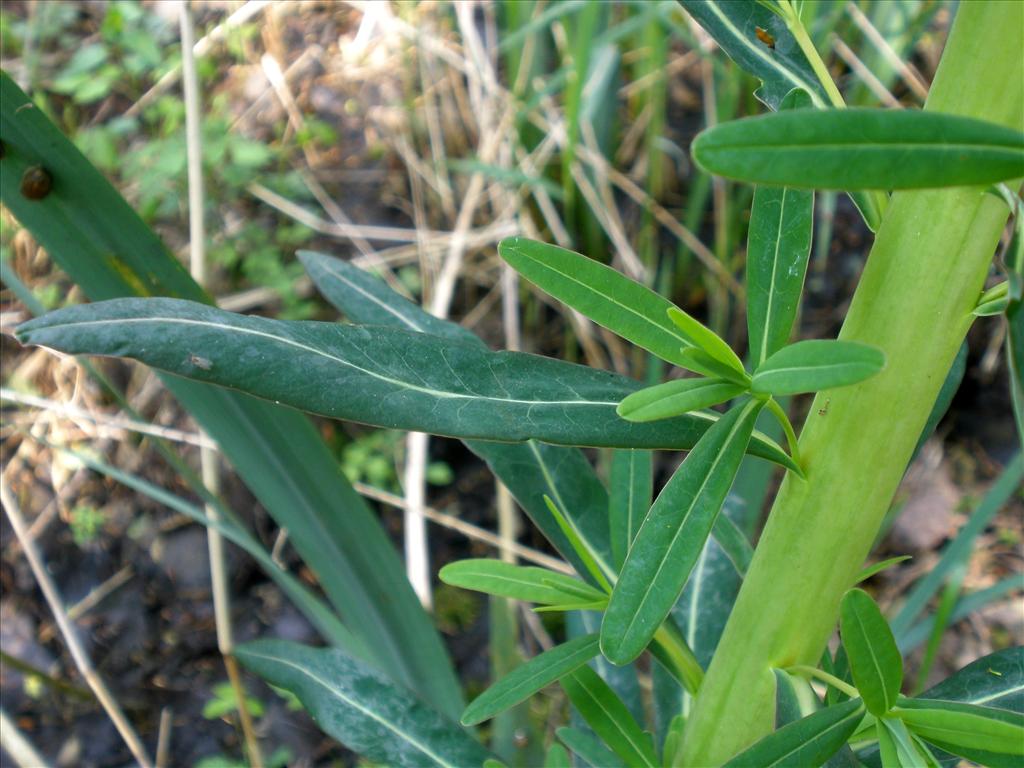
179 4 263 766
680 3 1024 763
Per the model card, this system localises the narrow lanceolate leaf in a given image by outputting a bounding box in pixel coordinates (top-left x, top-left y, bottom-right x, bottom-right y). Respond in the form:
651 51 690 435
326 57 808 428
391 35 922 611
677 1 828 110
617 378 748 423
774 669 821 728
543 743 571 768
609 449 653 571
299 251 616 582
560 665 659 768
722 697 866 768
15 298 795 466
438 560 604 606
461 634 601 726
601 398 765 665
752 339 885 396
918 646 1024 713
234 640 493 768
840 588 904 716
746 185 814 368
497 237 693 367
667 307 748 376
894 698 1024 763
692 108 1024 190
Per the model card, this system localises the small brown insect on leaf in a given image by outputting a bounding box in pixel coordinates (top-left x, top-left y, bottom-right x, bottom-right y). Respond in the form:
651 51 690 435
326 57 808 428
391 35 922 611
755 27 776 49
818 398 831 416
20 166 52 200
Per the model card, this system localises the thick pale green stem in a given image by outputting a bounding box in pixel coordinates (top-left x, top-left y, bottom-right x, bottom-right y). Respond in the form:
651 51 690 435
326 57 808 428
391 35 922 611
680 3 1024 764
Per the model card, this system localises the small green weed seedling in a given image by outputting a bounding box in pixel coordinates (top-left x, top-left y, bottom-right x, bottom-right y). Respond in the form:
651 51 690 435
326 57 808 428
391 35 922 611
4 1 1024 766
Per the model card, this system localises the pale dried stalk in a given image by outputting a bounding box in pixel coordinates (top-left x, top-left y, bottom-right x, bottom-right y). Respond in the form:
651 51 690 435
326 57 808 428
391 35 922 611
180 4 263 765
845 1 930 101
832 35 901 108
0 479 153 768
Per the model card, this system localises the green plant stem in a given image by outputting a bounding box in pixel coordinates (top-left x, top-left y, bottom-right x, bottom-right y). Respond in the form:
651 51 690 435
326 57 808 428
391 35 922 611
764 397 801 469
679 3 1024 764
779 1 844 109
786 665 859 699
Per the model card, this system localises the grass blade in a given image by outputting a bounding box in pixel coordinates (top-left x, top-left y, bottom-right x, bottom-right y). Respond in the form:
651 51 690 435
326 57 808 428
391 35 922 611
461 634 601 726
235 640 493 768
601 399 765 664
693 109 1024 190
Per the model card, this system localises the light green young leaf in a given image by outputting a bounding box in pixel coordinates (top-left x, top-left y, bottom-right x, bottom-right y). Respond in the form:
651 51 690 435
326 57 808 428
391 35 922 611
678 347 752 386
560 665 659 768
234 640 493 768
609 449 652 571
877 717 928 768
438 560 604 606
721 697 866 767
693 109 1024 190
746 185 814 368
855 556 912 585
601 398 765 665
667 307 748 376
894 698 1024 763
461 634 601 726
840 588 903 716
544 495 614 592
532 600 608 614
751 339 885 396
543 743 571 768
497 237 693 367
973 281 1010 316
15 298 793 466
617 378 748 423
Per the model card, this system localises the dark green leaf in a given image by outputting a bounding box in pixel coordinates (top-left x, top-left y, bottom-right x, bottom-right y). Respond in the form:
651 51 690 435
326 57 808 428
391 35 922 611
746 185 814 368
609 449 652 571
774 669 818 728
722 697 866 767
751 339 885 396
693 109 1024 190
840 588 903 716
438 560 605 605
235 640 492 768
677 1 828 110
16 298 796 467
299 251 615 582
560 666 659 767
556 727 625 768
601 399 764 664
462 634 601 726
919 646 1024 713
0 74 462 716
497 237 693 367
617 378 748 423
